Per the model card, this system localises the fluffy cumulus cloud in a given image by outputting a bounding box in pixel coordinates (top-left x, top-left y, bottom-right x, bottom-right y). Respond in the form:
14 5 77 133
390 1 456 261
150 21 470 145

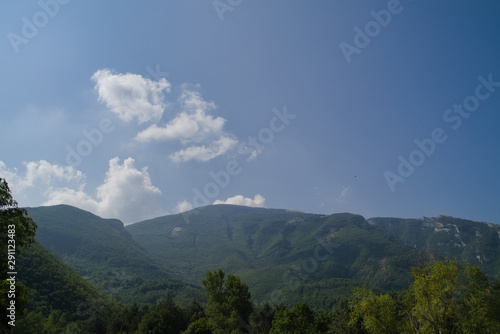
0 158 164 224
135 110 225 143
134 88 238 163
214 194 266 207
0 160 85 204
135 90 225 143
92 69 171 124
91 69 238 163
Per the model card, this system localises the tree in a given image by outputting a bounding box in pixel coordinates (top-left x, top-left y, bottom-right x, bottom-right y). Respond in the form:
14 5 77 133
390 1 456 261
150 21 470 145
349 287 401 334
347 259 500 334
184 300 206 325
183 317 215 334
410 259 500 333
136 296 187 334
202 269 253 334
249 302 275 334
330 299 367 334
269 302 322 334
100 303 146 334
485 279 500 324
0 178 37 250
0 178 37 328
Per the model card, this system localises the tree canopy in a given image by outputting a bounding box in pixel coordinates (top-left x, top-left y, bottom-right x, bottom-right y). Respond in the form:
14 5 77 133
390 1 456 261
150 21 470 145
349 259 500 333
202 268 253 334
1 178 38 329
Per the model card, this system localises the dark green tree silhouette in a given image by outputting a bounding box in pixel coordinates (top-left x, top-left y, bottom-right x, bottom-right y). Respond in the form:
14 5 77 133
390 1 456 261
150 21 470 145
270 302 324 334
136 296 187 334
1 178 37 329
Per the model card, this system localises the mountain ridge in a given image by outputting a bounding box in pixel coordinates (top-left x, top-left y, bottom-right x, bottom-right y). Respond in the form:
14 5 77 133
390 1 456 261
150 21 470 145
126 205 420 307
25 204 205 306
24 204 500 310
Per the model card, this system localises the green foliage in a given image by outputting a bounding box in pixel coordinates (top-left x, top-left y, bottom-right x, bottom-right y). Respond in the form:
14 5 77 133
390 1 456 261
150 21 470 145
0 178 37 249
16 241 109 319
410 259 500 333
136 296 187 334
114 278 205 307
485 279 500 324
183 300 206 324
349 287 404 334
182 317 214 334
349 259 500 334
202 269 253 334
248 302 275 334
329 299 367 334
12 309 67 334
103 303 146 334
127 205 422 308
0 178 37 328
26 204 166 280
3 203 500 332
28 204 500 314
269 302 326 334
26 205 205 306
369 216 500 280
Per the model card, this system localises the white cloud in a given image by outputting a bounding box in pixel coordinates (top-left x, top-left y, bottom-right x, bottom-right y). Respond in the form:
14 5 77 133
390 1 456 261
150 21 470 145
135 109 225 143
22 160 85 185
174 200 194 213
180 89 215 113
0 158 165 224
90 69 239 163
0 160 85 204
44 187 100 213
169 136 238 163
135 89 225 143
134 88 238 163
92 69 171 124
97 157 164 221
214 194 266 207
47 157 164 223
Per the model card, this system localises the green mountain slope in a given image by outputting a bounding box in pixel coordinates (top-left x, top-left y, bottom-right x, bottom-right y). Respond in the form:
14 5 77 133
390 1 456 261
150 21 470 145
27 205 163 278
27 204 500 311
26 205 204 305
368 215 500 280
126 205 422 308
16 240 111 324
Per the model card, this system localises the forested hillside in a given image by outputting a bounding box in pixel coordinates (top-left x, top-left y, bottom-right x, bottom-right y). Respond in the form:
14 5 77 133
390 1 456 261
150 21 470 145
3 202 500 332
127 205 424 308
14 240 113 332
368 216 500 279
26 205 204 306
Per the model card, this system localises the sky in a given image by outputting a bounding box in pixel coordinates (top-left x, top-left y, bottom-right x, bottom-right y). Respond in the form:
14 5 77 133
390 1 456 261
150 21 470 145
1 0 499 224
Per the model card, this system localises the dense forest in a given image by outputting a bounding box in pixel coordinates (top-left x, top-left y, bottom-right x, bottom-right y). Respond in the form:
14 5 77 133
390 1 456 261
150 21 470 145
4 263 500 333
2 177 500 333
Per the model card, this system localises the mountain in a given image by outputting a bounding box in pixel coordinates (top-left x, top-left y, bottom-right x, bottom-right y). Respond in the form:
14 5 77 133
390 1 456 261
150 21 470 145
26 205 204 305
368 215 500 280
16 240 111 323
26 204 500 311
27 205 163 278
126 205 424 308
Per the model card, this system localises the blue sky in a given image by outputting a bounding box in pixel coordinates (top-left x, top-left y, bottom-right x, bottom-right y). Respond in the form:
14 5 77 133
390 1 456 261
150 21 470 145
1 0 499 224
